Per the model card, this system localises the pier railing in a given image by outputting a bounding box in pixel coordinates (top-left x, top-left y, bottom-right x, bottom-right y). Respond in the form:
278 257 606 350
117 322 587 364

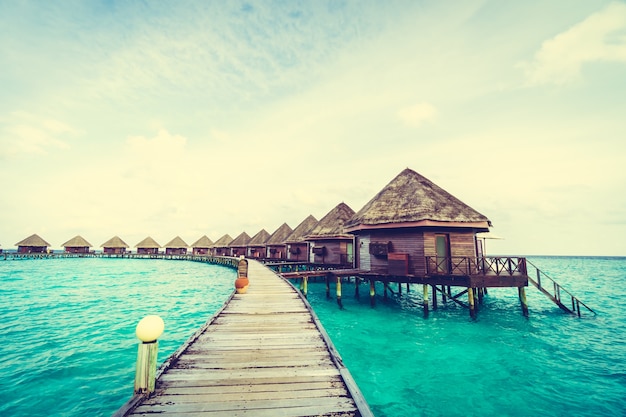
525 260 595 317
425 256 527 276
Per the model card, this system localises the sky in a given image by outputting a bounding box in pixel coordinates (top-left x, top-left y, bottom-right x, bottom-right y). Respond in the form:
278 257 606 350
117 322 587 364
1 0 625 256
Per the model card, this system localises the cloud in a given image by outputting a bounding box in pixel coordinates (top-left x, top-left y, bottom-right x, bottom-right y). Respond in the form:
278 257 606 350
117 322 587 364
397 103 438 127
0 112 73 158
521 2 626 85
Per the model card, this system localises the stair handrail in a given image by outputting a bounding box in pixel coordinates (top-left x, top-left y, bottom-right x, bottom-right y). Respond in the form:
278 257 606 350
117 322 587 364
525 259 596 317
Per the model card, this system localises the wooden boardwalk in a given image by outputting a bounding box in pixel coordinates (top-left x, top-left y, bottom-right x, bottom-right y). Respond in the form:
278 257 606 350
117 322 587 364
115 260 372 417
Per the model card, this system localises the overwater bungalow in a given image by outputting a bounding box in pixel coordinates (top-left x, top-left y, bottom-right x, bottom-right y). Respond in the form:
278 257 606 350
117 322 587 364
15 234 51 253
135 237 161 255
265 222 293 260
191 235 213 255
164 236 189 255
345 168 491 275
284 215 318 262
305 203 355 267
229 231 251 257
247 229 270 259
62 235 92 254
212 234 233 256
101 236 129 254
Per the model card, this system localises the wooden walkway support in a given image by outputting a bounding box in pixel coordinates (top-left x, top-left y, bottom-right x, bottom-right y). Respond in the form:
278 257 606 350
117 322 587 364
114 259 373 417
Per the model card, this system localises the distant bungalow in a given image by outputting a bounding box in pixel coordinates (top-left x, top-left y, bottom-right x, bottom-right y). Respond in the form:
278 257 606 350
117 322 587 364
135 236 161 255
62 235 92 254
191 235 213 255
164 236 188 255
247 229 270 259
305 203 355 266
265 223 293 260
284 215 318 262
101 236 129 254
345 168 491 275
15 234 51 254
229 232 251 257
212 234 233 256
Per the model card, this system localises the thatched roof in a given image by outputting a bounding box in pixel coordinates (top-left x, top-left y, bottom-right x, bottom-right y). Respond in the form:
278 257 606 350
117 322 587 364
62 235 92 248
101 236 129 248
229 231 251 247
16 233 51 247
266 223 293 245
135 236 161 248
248 229 270 246
305 203 355 239
164 236 189 248
191 235 213 248
346 168 491 231
212 234 233 248
285 215 318 243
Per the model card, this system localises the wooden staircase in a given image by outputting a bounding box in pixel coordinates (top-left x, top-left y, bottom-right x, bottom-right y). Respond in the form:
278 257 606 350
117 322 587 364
525 260 595 317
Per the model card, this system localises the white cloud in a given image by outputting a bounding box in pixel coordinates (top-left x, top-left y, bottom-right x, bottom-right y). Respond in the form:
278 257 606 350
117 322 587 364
397 103 438 127
0 112 73 158
522 2 626 85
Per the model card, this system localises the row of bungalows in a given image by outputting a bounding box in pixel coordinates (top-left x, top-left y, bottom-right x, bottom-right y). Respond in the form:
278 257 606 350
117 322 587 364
204 168 492 274
10 169 494 276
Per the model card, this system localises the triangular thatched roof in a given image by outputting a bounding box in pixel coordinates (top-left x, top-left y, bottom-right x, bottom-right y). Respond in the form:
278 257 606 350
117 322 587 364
212 234 233 248
266 223 293 245
135 236 161 248
191 235 213 248
101 236 129 248
229 231 251 247
285 215 318 243
16 233 51 247
305 203 355 239
248 229 271 246
164 236 189 248
62 235 92 248
346 168 491 231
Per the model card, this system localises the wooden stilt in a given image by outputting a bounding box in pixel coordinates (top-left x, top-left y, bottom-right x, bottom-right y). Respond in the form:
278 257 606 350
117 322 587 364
355 277 360 299
431 284 438 310
398 283 402 295
406 283 410 293
423 284 429 318
468 287 476 319
478 287 484 304
519 286 529 317
441 285 447 303
336 276 343 309
325 274 330 299
369 279 376 307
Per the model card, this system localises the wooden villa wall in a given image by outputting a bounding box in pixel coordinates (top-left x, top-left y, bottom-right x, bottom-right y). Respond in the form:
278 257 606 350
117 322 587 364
310 239 354 266
357 230 425 275
286 243 308 261
230 247 246 257
65 247 89 254
193 248 209 255
357 229 477 276
247 246 266 259
214 247 230 256
18 246 47 254
166 248 187 255
137 248 159 255
103 247 125 254
266 244 287 260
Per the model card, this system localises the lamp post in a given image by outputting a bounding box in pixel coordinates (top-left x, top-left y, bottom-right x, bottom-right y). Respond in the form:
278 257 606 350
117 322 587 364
134 315 164 395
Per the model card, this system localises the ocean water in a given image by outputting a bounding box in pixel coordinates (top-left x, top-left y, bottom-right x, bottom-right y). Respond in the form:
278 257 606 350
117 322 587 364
0 257 236 417
1 256 624 416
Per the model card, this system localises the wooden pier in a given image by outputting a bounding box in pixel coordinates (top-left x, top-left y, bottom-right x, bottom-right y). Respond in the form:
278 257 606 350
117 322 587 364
114 259 373 417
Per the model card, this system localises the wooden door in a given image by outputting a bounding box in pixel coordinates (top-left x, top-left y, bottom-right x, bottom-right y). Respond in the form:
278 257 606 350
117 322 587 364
435 234 450 273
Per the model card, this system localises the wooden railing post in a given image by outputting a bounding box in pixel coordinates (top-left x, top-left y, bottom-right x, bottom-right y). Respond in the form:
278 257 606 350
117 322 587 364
134 315 164 396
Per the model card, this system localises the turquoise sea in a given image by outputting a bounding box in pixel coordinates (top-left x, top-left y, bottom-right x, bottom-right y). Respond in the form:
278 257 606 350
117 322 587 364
1 256 624 416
